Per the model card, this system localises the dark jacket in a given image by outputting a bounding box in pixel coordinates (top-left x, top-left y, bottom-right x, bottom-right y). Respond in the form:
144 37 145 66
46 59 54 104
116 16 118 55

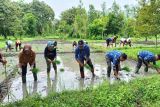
44 47 57 60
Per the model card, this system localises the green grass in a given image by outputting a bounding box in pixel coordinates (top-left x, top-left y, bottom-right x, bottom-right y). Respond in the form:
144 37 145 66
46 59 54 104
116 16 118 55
31 68 40 74
55 60 61 65
2 75 160 107
121 66 131 72
60 68 64 72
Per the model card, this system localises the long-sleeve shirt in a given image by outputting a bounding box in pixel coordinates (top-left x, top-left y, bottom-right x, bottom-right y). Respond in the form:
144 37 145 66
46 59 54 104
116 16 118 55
138 51 156 64
44 47 57 60
19 50 36 66
75 45 90 61
106 50 122 70
106 38 112 42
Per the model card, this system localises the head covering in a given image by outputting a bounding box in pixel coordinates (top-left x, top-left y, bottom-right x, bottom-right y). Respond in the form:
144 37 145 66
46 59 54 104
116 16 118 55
23 44 32 51
47 41 54 47
78 40 84 46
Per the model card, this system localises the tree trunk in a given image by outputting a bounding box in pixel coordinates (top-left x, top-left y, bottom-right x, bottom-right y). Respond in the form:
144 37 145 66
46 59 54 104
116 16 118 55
145 37 148 42
102 31 103 40
155 35 157 48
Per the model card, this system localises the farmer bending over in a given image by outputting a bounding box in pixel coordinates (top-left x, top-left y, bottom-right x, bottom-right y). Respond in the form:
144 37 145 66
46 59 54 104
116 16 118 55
105 50 127 79
19 44 37 83
15 39 22 51
44 41 57 76
106 36 118 47
135 50 160 74
72 41 77 51
6 39 13 52
75 40 95 78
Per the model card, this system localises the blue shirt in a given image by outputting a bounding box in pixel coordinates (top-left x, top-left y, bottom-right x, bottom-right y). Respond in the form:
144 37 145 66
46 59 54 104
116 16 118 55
106 38 112 42
138 51 156 64
75 45 90 61
106 50 122 69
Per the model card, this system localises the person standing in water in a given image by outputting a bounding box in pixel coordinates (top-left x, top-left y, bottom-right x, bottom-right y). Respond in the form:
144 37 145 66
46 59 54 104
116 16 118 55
15 39 22 51
75 40 95 78
19 44 37 83
135 50 160 74
44 41 57 77
105 50 127 79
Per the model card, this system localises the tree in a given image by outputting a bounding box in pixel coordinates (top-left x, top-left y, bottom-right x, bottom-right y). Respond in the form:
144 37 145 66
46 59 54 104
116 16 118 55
30 0 55 35
88 4 101 24
105 2 125 35
136 0 160 47
0 0 23 38
101 2 106 16
121 18 136 37
88 17 109 39
23 13 37 36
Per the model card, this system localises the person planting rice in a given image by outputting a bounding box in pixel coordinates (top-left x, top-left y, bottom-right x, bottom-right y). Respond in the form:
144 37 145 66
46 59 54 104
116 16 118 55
135 50 160 74
44 41 57 77
19 44 37 83
120 38 127 47
15 39 22 51
120 38 132 47
5 39 13 52
75 40 95 78
126 38 132 47
105 50 127 79
106 36 118 47
72 41 77 51
0 53 7 65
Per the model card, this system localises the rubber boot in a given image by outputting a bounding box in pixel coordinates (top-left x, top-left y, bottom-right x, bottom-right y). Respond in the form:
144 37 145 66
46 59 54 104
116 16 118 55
33 73 37 81
80 71 85 78
22 76 26 83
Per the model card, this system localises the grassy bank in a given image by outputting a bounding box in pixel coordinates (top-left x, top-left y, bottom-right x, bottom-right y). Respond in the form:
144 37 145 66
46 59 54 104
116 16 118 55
2 75 160 107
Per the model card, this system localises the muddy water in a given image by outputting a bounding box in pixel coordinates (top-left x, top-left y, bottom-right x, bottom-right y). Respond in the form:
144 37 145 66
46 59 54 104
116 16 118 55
3 52 157 103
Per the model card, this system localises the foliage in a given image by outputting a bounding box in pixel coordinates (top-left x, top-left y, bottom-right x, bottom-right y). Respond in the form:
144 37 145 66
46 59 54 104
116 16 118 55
136 0 160 46
60 68 64 72
104 2 125 35
55 60 61 65
3 75 160 107
0 0 55 38
31 68 39 74
121 66 131 72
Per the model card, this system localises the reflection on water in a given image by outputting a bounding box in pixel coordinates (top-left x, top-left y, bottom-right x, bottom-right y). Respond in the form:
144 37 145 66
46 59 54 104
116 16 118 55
22 81 38 99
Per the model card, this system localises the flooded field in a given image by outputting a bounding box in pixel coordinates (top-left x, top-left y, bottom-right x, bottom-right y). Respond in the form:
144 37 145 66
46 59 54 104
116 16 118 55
0 40 157 103
3 52 156 103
